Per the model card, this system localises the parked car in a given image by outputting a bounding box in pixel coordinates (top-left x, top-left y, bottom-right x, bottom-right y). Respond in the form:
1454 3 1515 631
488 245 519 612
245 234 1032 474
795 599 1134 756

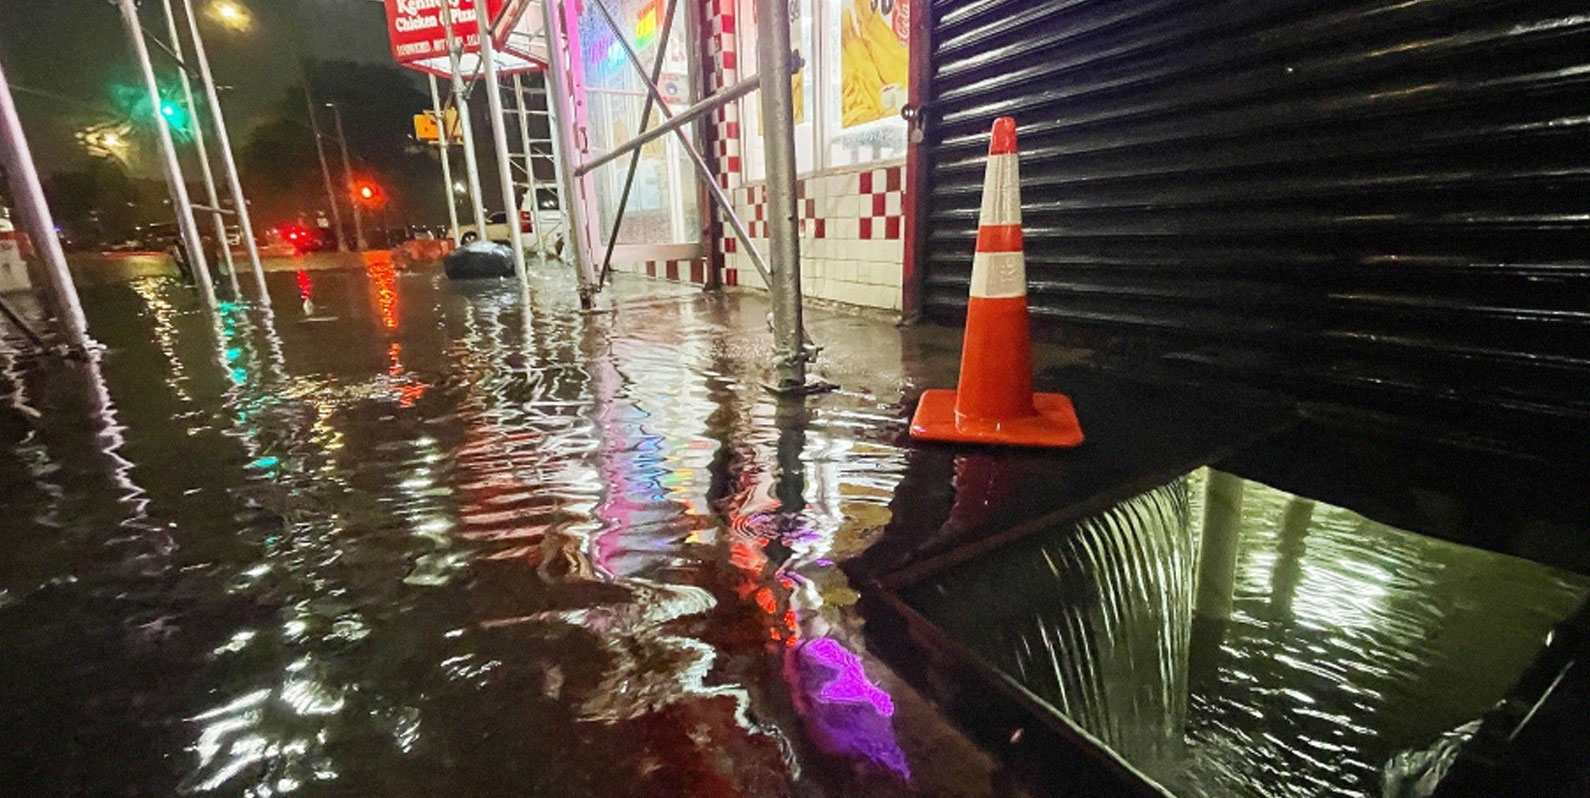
455 189 564 257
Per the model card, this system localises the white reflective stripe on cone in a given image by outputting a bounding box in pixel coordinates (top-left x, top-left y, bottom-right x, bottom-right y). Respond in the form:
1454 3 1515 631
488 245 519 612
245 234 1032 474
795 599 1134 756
977 153 1022 227
969 250 1028 299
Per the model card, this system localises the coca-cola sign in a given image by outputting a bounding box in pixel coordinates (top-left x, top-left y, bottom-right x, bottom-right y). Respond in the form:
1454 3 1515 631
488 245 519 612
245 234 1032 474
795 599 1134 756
384 0 506 64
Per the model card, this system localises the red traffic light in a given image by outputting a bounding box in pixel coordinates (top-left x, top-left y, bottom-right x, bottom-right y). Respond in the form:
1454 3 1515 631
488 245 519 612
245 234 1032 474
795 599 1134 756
351 180 385 207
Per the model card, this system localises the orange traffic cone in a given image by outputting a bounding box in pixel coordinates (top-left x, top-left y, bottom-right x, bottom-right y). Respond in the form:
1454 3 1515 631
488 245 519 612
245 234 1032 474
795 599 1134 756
910 117 1084 448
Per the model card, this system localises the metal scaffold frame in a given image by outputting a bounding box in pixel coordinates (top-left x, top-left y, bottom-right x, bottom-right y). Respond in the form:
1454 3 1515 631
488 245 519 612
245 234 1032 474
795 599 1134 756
399 0 825 389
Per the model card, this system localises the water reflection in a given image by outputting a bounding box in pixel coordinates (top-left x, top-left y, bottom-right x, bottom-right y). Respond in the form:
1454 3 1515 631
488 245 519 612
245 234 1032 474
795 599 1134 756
901 466 1590 797
0 264 963 796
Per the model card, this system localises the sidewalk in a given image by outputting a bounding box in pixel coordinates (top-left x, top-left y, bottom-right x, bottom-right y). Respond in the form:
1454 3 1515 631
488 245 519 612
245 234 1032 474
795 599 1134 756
0 258 1031 797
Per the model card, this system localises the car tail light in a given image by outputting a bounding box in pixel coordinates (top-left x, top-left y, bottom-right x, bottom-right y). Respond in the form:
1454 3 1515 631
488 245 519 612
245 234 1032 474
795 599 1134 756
519 210 533 233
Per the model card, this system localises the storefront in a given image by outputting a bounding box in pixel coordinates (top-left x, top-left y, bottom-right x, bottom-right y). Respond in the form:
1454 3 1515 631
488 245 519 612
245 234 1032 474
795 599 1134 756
602 0 915 312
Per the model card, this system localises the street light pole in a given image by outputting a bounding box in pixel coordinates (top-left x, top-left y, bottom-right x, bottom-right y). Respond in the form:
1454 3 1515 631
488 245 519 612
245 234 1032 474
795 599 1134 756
325 102 365 250
0 53 91 350
179 0 269 304
302 76 346 252
159 0 238 299
117 0 216 309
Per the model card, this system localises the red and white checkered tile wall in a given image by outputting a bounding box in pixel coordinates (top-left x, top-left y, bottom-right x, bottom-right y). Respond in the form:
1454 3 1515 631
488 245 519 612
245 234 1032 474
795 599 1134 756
641 258 710 285
723 165 906 309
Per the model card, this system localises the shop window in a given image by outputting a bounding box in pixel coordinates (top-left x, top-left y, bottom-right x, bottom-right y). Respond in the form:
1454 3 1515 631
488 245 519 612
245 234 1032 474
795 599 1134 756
737 0 906 179
821 0 909 169
737 0 818 182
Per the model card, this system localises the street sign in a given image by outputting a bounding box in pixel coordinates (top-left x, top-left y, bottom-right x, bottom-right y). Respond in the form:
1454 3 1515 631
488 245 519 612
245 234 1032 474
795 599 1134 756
414 112 438 141
384 0 506 66
413 109 462 143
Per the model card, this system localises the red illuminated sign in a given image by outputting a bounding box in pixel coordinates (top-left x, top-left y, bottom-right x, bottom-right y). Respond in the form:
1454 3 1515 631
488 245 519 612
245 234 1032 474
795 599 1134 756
384 0 507 65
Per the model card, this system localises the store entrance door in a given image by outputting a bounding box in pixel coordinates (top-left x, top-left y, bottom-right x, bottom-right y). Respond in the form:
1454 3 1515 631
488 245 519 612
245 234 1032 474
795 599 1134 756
575 0 704 271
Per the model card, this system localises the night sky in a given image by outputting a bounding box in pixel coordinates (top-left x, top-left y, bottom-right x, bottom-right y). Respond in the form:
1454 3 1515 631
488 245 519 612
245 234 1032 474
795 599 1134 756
1 0 399 178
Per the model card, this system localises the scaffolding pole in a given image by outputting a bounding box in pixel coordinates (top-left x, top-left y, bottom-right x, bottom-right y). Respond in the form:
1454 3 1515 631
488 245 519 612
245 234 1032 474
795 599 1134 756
541 0 597 304
0 54 90 351
512 73 542 255
476 6 529 286
117 0 216 309
755 0 813 391
429 74 460 241
159 0 237 299
439 1 488 240
181 0 266 301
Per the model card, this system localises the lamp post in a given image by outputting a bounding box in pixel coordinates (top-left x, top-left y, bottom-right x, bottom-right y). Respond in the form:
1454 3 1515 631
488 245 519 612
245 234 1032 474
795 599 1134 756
324 102 366 251
302 76 345 252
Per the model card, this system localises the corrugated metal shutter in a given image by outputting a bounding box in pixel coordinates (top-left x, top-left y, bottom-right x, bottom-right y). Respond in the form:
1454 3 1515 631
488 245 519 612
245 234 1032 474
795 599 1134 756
919 0 1590 457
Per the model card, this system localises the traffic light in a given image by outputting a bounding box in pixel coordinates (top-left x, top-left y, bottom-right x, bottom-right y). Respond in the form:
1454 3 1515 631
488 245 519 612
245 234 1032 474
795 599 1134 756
351 180 386 208
158 100 190 132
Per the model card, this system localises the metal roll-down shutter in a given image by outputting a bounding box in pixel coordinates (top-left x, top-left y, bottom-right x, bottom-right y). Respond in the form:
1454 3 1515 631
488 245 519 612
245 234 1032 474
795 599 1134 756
919 0 1590 458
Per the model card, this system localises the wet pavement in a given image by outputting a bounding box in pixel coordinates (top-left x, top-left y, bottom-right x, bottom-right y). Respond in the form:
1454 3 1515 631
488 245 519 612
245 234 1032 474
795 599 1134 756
0 254 1006 797
2 253 1587 798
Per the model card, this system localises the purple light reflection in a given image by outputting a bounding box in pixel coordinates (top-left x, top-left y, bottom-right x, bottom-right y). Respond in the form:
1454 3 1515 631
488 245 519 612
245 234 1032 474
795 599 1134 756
786 637 911 781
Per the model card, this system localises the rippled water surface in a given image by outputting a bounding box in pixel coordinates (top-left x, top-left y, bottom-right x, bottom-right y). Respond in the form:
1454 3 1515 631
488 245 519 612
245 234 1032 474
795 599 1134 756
0 259 1000 797
904 467 1590 797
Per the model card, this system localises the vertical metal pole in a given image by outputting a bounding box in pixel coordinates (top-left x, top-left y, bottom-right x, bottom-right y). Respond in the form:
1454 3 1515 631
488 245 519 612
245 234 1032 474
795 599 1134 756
160 0 237 299
303 80 345 252
117 0 216 309
476 8 529 285
755 0 806 390
512 73 543 255
0 56 90 350
439 1 488 238
541 0 597 302
180 0 266 302
327 103 365 250
429 74 459 241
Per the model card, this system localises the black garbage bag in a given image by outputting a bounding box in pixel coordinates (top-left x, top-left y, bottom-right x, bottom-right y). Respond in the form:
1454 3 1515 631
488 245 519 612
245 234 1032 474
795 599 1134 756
443 241 514 279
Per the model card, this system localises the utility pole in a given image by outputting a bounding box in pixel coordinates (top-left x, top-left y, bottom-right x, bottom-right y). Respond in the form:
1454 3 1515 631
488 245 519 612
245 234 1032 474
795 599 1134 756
180 0 269 304
117 0 216 309
324 102 365 251
302 72 345 252
159 0 237 299
0 53 91 350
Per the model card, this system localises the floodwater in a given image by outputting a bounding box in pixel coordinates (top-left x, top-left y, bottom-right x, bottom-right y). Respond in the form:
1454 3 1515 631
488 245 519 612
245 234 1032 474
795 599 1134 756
0 256 1001 797
4 254 1585 798
902 468 1590 797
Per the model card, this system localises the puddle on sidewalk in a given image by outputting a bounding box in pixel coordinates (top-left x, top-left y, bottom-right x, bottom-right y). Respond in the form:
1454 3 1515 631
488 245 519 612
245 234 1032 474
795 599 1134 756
0 262 1000 797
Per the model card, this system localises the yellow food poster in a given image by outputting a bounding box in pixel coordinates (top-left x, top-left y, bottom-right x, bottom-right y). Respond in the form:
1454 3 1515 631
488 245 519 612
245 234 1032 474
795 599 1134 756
841 0 909 128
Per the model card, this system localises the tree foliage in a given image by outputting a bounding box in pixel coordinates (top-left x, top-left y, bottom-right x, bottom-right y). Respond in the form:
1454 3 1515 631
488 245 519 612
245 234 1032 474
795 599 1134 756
239 59 443 231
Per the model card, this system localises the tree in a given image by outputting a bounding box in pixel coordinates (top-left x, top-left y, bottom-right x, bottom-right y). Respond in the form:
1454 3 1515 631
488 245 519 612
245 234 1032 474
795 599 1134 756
41 159 167 248
239 59 446 235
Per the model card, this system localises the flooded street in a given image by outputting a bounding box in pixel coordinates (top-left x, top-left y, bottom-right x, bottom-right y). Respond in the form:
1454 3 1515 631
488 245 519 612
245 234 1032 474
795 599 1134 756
0 256 997 797
1 255 1585 797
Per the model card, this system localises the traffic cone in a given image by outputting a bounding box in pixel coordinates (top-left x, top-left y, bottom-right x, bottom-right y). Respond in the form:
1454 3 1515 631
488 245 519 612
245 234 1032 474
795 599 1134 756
909 117 1084 448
